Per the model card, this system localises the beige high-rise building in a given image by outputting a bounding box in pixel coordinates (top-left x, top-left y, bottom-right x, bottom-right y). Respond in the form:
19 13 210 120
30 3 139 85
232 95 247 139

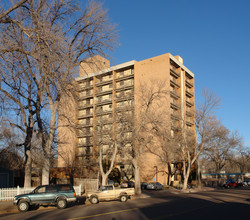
58 53 195 184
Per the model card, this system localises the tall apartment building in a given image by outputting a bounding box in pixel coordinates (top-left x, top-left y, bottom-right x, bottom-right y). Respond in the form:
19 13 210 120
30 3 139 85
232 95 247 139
58 53 195 183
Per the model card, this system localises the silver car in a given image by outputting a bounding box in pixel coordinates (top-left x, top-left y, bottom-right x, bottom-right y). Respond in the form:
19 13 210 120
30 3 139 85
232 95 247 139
146 182 163 190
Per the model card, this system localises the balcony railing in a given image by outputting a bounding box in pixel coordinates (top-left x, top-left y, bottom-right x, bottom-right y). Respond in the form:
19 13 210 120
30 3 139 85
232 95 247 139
115 74 134 82
95 119 113 125
95 79 113 87
185 79 194 88
78 143 93 147
95 89 113 97
78 113 93 119
77 132 93 138
78 85 93 92
78 93 93 100
95 109 113 116
186 100 194 107
115 94 134 102
170 91 180 99
170 68 180 78
78 103 93 110
170 102 180 110
186 90 193 98
171 113 180 121
186 110 194 117
116 105 134 113
170 79 180 88
95 99 112 106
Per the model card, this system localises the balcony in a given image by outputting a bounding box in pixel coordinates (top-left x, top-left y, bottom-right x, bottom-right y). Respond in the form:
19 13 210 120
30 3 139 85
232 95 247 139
186 120 194 126
78 103 93 110
96 119 113 125
170 79 180 88
186 110 194 117
77 124 92 129
78 85 93 92
185 79 194 88
78 93 93 100
95 99 112 106
116 105 134 113
186 100 194 107
170 91 180 99
95 79 113 87
186 90 193 98
77 132 93 138
170 102 180 110
95 109 113 116
77 143 93 147
115 85 134 92
78 113 93 119
115 74 134 82
95 89 113 97
171 113 180 121
170 68 180 78
115 94 134 102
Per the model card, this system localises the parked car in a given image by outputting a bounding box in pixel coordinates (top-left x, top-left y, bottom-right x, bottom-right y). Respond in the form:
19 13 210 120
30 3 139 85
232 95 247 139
121 181 135 188
241 180 250 186
146 182 163 190
223 179 243 188
13 184 77 212
87 185 135 204
141 182 148 189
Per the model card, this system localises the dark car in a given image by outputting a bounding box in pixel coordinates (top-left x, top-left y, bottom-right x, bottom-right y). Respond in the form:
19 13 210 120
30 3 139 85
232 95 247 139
141 182 148 189
121 181 135 188
13 184 77 212
146 182 163 190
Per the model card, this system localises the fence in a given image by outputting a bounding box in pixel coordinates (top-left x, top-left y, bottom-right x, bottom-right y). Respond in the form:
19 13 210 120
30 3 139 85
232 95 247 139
74 178 99 193
0 185 82 201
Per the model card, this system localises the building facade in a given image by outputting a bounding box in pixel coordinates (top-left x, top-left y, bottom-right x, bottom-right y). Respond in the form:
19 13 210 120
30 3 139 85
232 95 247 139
58 53 195 184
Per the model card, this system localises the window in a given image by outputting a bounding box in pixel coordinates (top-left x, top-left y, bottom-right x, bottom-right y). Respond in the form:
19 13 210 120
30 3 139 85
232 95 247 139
46 186 57 193
35 186 46 193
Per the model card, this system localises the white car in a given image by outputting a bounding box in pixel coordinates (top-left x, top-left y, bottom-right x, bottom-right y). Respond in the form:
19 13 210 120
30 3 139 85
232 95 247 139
241 180 250 186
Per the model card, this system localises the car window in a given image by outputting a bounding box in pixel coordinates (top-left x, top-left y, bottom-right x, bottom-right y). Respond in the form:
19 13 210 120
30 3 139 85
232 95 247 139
35 186 46 193
46 185 57 193
58 185 71 191
107 186 113 190
98 186 107 191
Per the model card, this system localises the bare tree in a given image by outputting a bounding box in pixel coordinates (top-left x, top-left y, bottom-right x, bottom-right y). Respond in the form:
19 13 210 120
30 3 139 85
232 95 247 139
228 146 250 174
179 89 221 190
0 0 117 186
132 80 169 194
203 126 241 173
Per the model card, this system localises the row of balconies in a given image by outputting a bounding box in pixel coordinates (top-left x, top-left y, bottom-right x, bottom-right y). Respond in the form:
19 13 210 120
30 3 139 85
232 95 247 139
78 72 134 91
78 85 134 100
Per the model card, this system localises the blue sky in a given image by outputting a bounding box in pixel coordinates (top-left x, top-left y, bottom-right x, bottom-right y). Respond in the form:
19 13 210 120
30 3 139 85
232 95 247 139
102 0 250 147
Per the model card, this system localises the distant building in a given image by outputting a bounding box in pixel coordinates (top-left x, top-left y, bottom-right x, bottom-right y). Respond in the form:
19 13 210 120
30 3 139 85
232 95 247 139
58 53 195 184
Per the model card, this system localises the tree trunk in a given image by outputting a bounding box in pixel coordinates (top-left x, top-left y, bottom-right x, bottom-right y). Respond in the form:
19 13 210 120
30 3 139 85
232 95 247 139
24 149 32 187
133 158 141 195
101 173 108 185
182 161 191 191
42 157 50 185
197 160 202 189
41 103 57 185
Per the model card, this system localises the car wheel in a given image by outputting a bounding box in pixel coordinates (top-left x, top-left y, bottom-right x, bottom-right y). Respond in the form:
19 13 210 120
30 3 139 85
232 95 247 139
90 196 99 204
120 195 128 202
31 204 40 210
18 200 30 212
57 198 67 209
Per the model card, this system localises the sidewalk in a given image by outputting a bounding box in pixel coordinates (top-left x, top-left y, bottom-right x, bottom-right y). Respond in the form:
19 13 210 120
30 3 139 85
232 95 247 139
0 200 17 214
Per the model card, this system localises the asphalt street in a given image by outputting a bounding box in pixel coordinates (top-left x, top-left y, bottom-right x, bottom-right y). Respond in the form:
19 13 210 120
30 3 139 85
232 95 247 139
0 188 249 220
